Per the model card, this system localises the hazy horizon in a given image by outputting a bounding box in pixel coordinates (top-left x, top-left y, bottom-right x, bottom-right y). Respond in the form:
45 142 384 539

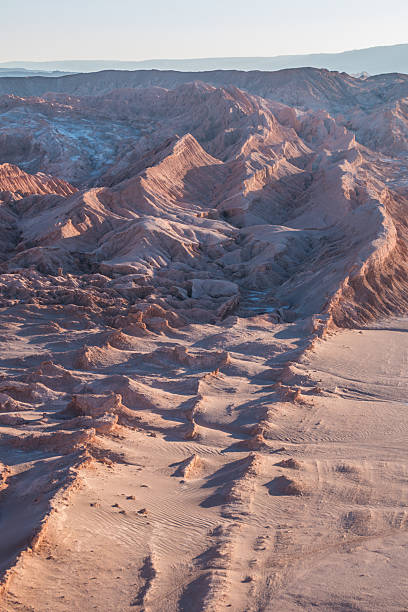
0 42 406 66
1 43 406 78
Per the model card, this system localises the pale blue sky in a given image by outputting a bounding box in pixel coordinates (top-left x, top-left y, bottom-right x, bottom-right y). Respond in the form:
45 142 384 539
1 0 407 61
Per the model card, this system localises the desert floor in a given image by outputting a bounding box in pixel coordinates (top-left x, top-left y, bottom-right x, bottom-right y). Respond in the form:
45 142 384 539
1 310 407 612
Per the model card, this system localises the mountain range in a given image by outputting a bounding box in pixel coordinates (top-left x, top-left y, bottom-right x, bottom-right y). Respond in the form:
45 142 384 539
1 42 407 76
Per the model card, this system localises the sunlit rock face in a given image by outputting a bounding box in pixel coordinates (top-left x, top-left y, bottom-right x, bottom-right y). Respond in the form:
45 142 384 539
0 70 407 323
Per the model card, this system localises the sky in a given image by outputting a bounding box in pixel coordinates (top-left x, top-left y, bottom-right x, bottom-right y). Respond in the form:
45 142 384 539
0 0 407 61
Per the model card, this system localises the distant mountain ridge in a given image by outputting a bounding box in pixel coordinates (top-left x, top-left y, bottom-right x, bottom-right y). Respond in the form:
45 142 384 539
0 67 407 116
0 68 73 78
1 43 407 75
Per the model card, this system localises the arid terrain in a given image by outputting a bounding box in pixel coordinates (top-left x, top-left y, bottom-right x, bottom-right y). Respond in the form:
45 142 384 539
0 67 407 611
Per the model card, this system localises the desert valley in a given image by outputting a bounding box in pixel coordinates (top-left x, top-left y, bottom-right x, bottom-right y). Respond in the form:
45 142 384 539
0 66 407 610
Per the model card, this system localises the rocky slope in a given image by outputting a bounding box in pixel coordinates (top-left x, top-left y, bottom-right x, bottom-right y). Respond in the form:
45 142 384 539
0 68 407 610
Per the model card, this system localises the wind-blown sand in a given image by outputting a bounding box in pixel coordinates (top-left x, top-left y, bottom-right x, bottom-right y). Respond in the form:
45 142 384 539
1 314 407 611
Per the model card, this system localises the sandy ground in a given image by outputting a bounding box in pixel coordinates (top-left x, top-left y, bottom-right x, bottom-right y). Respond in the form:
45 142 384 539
1 311 407 611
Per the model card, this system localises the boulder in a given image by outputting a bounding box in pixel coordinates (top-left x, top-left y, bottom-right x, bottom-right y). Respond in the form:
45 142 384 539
191 279 239 299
